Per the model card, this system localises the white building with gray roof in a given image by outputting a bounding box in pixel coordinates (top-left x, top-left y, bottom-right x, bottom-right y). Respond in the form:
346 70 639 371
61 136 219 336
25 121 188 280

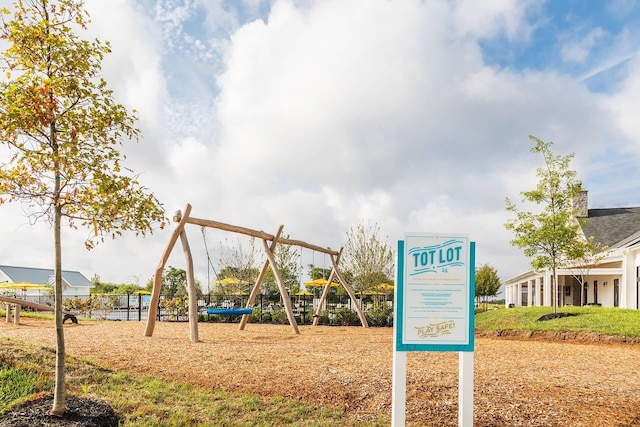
503 191 640 309
0 265 93 302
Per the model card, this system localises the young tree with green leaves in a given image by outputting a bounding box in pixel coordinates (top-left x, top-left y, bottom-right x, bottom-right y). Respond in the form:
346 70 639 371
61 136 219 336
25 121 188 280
341 220 394 293
263 235 302 295
475 263 501 310
162 266 187 299
505 135 583 314
0 0 166 414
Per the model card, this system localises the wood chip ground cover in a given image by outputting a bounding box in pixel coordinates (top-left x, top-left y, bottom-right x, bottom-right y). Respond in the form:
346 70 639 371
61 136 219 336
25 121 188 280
1 319 639 426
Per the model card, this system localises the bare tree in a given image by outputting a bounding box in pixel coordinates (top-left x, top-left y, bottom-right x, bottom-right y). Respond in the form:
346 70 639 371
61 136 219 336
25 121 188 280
217 236 259 295
341 220 394 293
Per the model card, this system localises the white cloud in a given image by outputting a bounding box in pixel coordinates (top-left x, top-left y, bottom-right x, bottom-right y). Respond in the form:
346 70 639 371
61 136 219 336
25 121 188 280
604 57 640 150
452 0 540 41
0 0 639 286
561 28 606 63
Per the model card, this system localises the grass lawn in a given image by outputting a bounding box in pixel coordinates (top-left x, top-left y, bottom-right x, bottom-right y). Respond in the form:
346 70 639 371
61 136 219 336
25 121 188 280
0 337 379 426
475 305 640 337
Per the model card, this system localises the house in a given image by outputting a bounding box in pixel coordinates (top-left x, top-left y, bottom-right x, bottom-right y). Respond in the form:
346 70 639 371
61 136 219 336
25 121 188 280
503 191 640 309
0 265 93 303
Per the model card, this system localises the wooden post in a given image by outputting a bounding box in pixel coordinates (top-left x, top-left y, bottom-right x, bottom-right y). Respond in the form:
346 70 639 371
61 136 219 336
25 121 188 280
144 203 192 337
262 238 299 334
239 225 284 331
13 304 20 325
330 251 369 328
312 269 338 326
5 303 12 323
179 229 199 343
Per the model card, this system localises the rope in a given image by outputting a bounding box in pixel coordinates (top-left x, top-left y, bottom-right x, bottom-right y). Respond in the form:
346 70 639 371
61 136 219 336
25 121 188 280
201 227 219 291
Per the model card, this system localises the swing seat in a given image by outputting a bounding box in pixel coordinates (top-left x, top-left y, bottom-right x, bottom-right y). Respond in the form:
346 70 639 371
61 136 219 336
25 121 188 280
206 307 253 316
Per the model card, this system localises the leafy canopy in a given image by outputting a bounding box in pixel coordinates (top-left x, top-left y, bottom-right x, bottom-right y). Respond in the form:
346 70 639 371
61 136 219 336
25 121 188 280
505 135 585 312
0 0 166 248
475 263 501 300
505 136 583 272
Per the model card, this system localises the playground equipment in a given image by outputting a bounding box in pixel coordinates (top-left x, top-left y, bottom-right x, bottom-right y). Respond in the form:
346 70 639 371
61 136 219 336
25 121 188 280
0 295 78 324
144 203 368 342
206 307 253 316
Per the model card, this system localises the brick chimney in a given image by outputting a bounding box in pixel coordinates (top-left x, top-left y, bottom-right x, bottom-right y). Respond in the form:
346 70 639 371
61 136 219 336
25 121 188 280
573 190 588 218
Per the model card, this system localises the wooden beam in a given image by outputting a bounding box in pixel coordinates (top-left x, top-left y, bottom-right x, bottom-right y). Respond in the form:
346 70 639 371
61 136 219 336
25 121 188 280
262 238 300 334
331 252 369 328
185 216 339 256
180 229 199 343
239 225 284 331
144 203 192 337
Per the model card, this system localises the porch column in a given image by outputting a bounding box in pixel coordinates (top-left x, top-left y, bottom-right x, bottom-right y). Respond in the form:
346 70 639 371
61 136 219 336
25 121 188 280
516 283 523 306
527 280 533 307
507 284 515 307
543 275 551 307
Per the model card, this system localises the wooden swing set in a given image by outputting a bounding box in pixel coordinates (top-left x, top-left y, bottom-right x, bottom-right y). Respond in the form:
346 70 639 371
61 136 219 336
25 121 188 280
143 204 368 342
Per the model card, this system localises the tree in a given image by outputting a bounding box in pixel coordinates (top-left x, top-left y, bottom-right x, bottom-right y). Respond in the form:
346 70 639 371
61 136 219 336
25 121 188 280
475 263 501 310
308 265 332 281
263 235 301 295
341 220 394 293
505 135 583 314
162 266 186 299
0 0 165 415
216 237 259 295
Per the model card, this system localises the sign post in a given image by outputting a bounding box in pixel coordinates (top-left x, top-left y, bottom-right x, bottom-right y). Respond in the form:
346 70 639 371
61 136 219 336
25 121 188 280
392 233 475 426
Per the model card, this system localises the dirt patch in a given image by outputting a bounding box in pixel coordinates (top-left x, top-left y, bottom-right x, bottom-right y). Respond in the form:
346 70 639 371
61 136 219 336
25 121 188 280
0 396 118 427
2 319 640 426
479 328 640 344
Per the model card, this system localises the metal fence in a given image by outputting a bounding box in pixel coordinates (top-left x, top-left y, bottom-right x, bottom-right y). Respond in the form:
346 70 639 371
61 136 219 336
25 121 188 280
7 293 394 323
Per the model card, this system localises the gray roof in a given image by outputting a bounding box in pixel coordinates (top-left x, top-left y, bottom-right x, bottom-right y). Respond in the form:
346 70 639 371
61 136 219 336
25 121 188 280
580 207 640 248
0 265 93 288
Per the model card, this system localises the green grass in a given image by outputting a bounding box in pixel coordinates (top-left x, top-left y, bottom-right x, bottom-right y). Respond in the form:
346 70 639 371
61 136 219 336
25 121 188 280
0 337 385 426
475 306 640 336
0 358 53 409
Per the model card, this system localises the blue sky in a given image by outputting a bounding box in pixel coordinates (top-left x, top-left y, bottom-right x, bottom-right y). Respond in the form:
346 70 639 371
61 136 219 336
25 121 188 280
0 0 639 286
480 1 640 92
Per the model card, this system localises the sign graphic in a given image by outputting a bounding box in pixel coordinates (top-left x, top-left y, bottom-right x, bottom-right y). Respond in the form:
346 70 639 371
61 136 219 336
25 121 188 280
396 233 475 352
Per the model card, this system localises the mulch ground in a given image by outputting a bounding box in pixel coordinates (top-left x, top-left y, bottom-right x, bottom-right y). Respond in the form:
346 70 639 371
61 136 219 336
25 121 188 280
2 319 640 426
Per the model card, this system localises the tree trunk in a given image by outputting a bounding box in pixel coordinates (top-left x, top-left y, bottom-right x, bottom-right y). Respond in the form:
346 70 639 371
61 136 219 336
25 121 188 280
552 267 558 314
51 193 66 415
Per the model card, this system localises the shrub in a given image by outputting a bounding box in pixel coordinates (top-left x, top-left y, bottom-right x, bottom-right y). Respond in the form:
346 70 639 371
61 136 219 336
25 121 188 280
334 308 361 326
365 305 391 327
313 310 330 325
260 311 272 323
271 310 289 324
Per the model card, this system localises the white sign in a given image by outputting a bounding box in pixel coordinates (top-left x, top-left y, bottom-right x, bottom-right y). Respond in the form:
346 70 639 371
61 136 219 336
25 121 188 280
392 233 475 427
396 233 474 351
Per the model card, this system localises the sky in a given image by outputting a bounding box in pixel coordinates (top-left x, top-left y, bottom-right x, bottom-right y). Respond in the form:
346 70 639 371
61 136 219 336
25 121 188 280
1 0 639 288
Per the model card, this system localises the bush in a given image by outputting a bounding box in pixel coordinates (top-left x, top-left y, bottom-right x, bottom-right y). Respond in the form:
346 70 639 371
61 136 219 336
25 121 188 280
271 310 289 324
313 310 330 325
334 308 361 326
247 309 262 323
303 311 315 324
365 305 391 327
